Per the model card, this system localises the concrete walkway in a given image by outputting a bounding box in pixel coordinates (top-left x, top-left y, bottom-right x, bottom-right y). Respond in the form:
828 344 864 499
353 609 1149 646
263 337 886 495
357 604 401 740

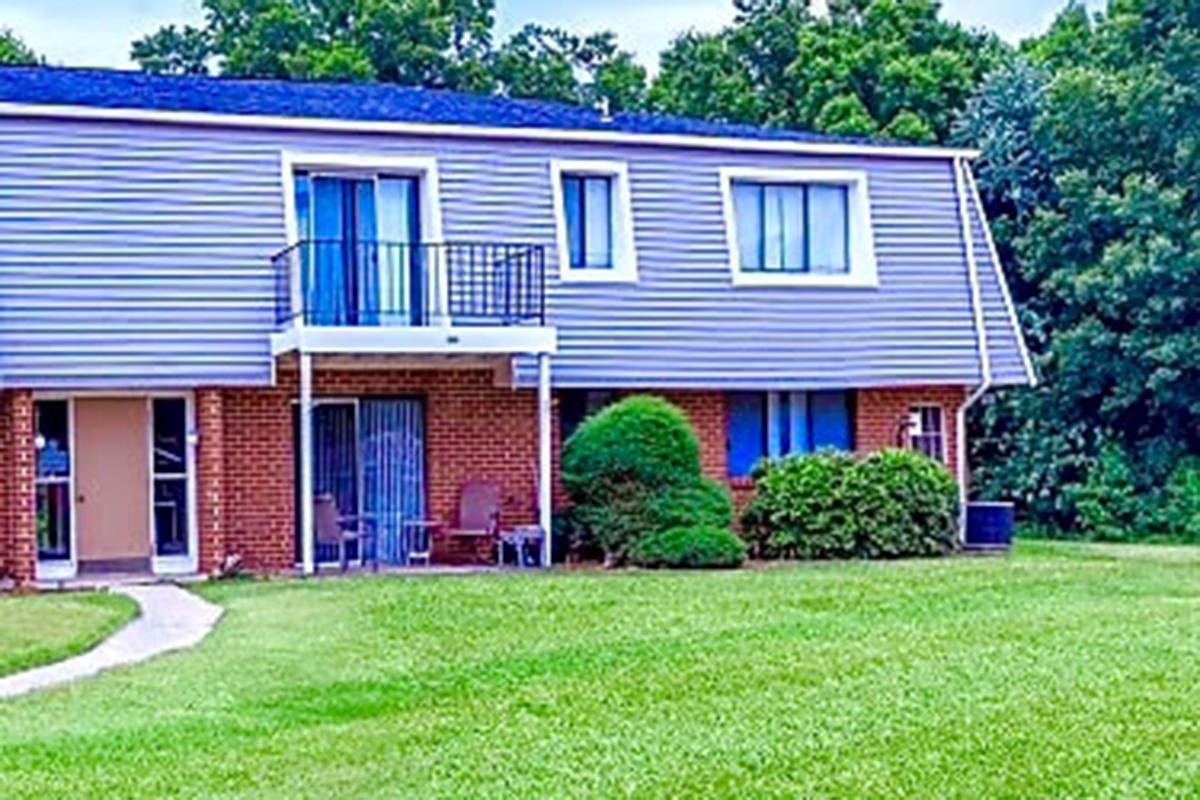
0 584 222 699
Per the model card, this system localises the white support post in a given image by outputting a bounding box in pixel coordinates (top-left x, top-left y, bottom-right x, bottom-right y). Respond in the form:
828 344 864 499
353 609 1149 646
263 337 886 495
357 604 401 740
537 352 553 567
298 352 316 575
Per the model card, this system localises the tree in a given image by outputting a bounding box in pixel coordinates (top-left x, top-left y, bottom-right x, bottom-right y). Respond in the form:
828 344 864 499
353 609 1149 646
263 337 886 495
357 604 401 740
961 0 1200 534
491 25 646 110
0 27 39 65
649 0 1004 142
130 0 644 107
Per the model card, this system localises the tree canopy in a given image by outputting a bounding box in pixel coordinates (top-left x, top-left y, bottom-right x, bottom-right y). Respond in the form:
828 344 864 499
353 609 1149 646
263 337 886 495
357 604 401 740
648 0 1004 142
0 27 39 65
130 0 646 109
959 0 1200 536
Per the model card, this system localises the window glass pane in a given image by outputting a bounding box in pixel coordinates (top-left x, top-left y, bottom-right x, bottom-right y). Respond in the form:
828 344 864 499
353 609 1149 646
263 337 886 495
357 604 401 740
732 182 763 271
787 391 810 454
153 398 187 475
563 175 584 268
583 176 613 268
762 185 784 271
154 478 189 557
778 185 806 271
35 400 69 478
37 483 71 561
810 391 852 450
809 184 850 274
294 172 311 239
727 392 766 477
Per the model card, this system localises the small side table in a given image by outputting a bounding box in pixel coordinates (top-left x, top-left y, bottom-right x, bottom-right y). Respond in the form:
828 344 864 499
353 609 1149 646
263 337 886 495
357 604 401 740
498 525 545 568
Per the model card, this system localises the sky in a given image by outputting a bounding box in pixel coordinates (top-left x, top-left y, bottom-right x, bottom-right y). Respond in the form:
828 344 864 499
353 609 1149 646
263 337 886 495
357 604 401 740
0 0 1104 72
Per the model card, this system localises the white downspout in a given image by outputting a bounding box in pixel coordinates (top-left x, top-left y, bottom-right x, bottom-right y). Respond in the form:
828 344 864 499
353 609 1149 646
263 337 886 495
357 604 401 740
298 351 316 575
537 352 553 567
954 157 993 536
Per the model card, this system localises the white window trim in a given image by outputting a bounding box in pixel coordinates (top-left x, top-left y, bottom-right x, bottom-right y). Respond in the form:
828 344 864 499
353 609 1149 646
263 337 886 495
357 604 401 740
279 151 448 323
718 166 879 289
908 403 948 464
549 158 638 283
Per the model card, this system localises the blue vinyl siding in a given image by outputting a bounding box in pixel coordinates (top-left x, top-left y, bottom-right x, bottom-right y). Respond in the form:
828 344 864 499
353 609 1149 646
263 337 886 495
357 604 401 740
0 114 1031 389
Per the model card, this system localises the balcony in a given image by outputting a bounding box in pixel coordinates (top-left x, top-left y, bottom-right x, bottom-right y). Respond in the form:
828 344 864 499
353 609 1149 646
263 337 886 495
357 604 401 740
270 240 555 357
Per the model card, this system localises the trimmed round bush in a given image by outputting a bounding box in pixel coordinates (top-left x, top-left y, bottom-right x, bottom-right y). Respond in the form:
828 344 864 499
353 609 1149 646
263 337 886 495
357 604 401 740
741 448 959 560
561 395 735 565
629 525 747 569
561 396 700 505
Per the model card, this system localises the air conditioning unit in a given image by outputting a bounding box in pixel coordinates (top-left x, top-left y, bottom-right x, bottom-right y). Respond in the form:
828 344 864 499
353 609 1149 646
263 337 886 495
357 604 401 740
965 502 1014 551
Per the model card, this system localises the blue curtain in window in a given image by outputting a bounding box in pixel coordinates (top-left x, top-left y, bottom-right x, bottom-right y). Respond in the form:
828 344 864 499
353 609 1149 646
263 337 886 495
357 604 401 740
727 392 766 477
563 174 613 269
360 399 425 565
810 391 851 450
310 177 349 325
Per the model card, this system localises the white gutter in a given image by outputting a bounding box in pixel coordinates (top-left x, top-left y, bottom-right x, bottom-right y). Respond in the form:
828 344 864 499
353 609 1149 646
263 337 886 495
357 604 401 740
953 156 993 535
0 100 981 160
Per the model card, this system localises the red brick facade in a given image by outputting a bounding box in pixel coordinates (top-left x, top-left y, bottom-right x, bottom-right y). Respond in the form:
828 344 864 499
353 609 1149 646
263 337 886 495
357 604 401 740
0 379 967 584
216 366 546 570
855 385 966 478
0 390 36 584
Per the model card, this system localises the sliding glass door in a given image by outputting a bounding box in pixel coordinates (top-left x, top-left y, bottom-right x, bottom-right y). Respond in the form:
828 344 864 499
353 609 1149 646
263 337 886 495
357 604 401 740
293 173 423 326
294 398 425 566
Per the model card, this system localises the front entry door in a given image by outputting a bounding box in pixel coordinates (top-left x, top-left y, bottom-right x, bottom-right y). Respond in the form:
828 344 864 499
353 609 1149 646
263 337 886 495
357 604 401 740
74 398 151 573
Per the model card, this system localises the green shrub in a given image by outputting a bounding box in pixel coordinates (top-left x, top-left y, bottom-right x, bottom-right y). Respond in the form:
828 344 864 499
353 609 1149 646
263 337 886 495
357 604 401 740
1161 458 1200 542
561 395 730 564
1065 442 1146 542
740 451 858 559
741 448 959 560
841 450 960 558
629 525 747 569
642 478 734 532
561 396 700 505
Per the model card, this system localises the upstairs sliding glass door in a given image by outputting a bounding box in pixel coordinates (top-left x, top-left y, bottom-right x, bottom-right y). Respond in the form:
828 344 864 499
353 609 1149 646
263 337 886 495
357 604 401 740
293 173 423 326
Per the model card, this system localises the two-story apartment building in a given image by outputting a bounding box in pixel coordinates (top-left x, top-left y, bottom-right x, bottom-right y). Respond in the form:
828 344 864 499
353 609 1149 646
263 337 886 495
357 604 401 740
0 67 1032 584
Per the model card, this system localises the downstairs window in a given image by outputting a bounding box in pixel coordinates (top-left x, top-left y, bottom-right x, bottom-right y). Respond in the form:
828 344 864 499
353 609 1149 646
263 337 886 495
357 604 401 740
726 390 853 478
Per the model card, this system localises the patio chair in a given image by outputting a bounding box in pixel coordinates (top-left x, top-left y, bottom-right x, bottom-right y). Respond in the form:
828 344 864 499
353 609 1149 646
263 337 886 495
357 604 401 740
449 480 502 539
314 494 378 573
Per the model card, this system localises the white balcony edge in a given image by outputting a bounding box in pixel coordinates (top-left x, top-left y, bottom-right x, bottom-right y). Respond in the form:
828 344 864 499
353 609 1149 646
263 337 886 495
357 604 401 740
271 323 557 357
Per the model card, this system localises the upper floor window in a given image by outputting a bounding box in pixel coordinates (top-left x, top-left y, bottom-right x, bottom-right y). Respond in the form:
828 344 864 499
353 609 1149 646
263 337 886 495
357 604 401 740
726 390 853 478
720 168 877 288
551 159 638 282
563 174 613 269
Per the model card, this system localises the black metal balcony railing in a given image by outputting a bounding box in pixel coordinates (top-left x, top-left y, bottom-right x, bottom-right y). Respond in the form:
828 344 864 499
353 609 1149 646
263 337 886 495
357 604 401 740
273 240 546 327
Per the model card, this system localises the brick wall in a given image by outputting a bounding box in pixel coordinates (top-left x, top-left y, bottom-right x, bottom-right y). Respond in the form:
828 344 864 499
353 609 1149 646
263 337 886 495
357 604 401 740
855 385 967 478
210 367 544 570
0 391 36 584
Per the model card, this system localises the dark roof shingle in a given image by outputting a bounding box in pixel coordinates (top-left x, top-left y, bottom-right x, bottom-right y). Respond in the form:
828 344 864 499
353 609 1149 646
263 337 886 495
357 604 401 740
0 66 902 147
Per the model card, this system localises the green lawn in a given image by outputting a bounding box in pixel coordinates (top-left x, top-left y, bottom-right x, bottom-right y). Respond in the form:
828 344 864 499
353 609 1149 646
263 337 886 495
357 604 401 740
0 591 138 678
2 542 1199 798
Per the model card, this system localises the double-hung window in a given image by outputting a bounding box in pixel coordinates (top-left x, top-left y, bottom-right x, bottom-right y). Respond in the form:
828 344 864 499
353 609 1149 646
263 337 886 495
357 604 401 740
552 159 637 282
721 168 876 287
907 405 946 463
726 390 853 478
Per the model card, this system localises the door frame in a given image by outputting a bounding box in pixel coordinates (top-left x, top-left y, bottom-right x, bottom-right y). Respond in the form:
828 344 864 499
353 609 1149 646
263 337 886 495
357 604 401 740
292 394 428 568
146 392 198 576
32 391 197 579
32 394 77 581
